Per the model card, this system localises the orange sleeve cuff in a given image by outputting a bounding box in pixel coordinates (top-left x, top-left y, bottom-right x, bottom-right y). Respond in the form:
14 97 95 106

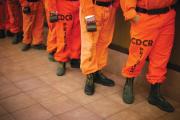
124 8 137 21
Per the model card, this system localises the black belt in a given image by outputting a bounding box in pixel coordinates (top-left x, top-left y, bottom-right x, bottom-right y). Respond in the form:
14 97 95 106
92 0 114 7
27 0 39 2
136 4 176 15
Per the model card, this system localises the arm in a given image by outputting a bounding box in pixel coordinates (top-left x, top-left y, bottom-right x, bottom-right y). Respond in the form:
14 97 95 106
120 0 137 21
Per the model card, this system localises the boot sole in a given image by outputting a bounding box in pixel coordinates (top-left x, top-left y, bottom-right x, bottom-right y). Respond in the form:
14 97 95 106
122 97 134 104
148 99 175 112
95 81 115 86
84 89 94 96
22 47 31 51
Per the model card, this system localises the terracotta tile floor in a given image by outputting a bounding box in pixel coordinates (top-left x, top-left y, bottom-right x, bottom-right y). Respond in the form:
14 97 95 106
0 37 180 120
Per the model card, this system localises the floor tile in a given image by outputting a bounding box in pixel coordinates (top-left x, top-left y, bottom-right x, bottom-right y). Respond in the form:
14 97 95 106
38 73 64 86
26 86 64 102
84 97 125 118
0 74 12 86
129 101 167 119
39 95 81 115
3 69 35 82
14 77 48 92
0 105 7 116
106 108 150 120
67 89 103 105
12 104 53 120
47 117 61 120
157 112 180 120
0 93 36 113
0 84 21 100
51 79 82 94
0 114 15 120
96 85 121 97
57 107 103 120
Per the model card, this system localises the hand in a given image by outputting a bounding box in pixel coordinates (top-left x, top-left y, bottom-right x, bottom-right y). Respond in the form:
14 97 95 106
131 15 140 24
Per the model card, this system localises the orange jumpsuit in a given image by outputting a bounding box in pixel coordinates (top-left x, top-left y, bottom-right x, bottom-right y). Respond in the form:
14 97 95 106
43 0 57 53
80 0 119 74
52 0 81 62
0 0 5 30
0 0 10 30
20 0 44 45
120 0 176 84
7 0 23 34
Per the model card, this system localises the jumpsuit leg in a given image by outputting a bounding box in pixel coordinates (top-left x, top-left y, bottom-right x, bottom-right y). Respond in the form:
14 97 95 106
96 7 116 70
80 6 116 75
54 1 80 62
122 13 160 78
7 0 23 34
5 0 11 31
70 8 81 59
146 10 176 84
21 3 36 45
31 1 44 45
0 1 5 30
44 1 57 53
0 0 6 38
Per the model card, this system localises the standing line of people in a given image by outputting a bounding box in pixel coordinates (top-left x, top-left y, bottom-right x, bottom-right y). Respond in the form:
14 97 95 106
0 0 177 113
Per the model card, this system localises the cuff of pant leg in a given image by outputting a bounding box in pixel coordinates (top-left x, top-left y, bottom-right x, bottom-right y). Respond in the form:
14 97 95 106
70 53 80 60
146 78 166 85
80 67 98 75
47 48 56 54
22 41 31 45
54 56 69 63
121 72 138 78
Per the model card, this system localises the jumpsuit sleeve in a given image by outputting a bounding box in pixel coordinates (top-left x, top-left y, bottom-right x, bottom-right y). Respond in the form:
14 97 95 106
120 0 137 20
19 0 29 7
80 0 95 16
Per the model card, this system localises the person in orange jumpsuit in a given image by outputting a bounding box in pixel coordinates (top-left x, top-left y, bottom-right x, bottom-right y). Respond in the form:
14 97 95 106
43 0 57 61
19 0 46 51
0 0 12 38
0 0 6 38
49 0 81 76
7 0 23 44
80 0 119 95
120 0 177 112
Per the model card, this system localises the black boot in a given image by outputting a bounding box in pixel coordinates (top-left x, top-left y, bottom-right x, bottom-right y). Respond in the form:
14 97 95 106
148 83 175 112
70 59 80 68
12 32 23 44
6 30 14 37
56 62 66 76
94 71 115 86
122 78 134 104
84 73 95 95
48 52 56 62
0 29 5 39
22 44 31 51
32 44 46 50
